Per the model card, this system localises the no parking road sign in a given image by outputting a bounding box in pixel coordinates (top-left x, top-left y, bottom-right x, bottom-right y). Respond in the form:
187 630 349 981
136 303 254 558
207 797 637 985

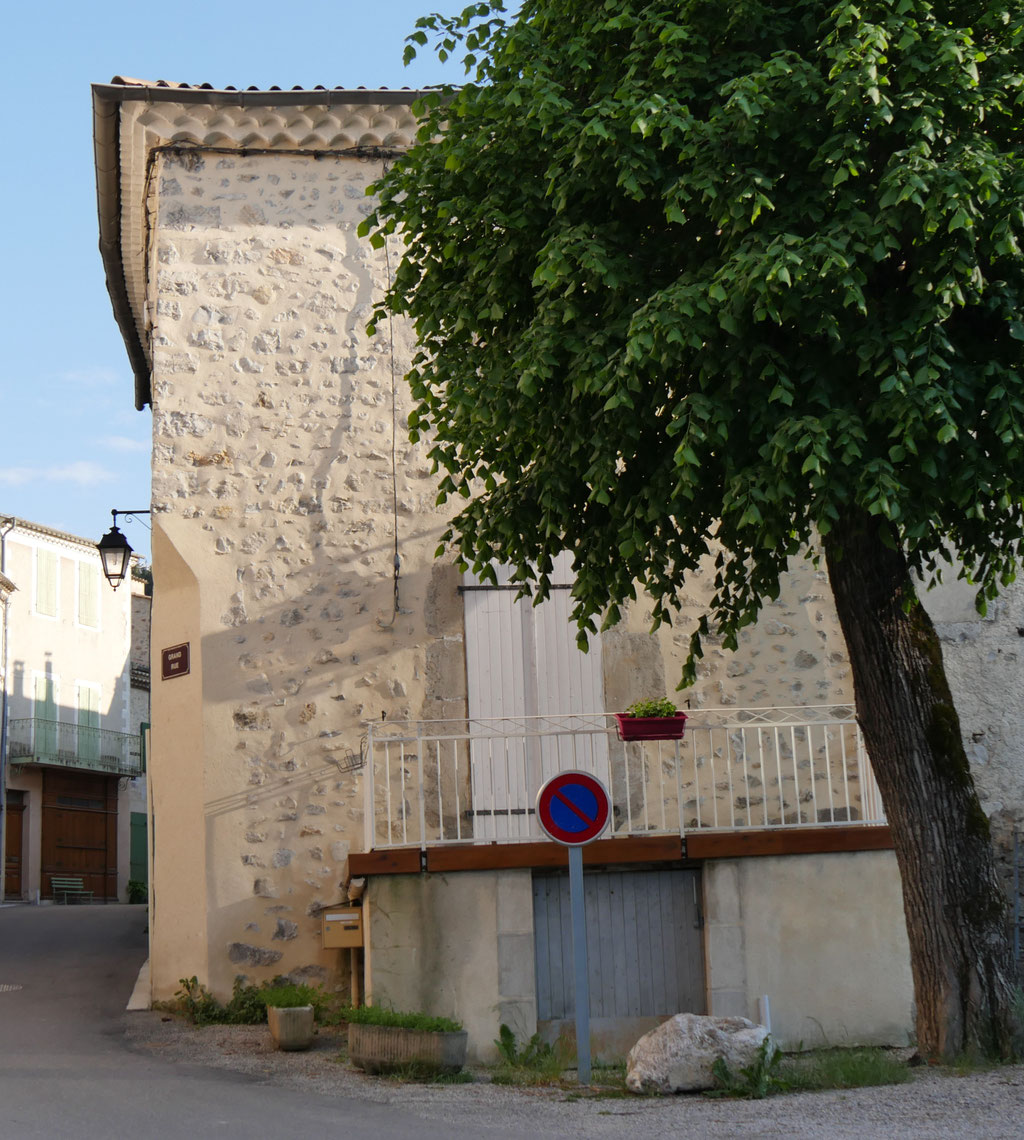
536 771 610 847
536 770 611 1086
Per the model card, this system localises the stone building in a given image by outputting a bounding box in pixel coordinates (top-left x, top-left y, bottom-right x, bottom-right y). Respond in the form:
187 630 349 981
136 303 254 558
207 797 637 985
91 77 1019 1060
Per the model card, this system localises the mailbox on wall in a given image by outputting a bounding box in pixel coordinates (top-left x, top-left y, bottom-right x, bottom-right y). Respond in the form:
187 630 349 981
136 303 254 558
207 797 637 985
321 904 363 948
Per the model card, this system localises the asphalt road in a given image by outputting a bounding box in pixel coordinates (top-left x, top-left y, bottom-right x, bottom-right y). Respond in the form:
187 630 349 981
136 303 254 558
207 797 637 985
0 904 532 1140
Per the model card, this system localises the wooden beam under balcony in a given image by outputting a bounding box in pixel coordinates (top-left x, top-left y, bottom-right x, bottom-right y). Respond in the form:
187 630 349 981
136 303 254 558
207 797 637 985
426 835 685 873
348 826 894 878
685 825 894 859
347 848 422 877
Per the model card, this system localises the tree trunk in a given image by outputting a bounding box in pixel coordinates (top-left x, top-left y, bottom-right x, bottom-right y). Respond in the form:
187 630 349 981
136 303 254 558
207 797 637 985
823 506 1015 1060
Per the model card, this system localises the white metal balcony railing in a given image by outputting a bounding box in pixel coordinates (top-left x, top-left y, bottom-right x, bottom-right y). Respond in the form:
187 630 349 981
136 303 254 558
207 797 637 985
364 706 886 851
7 718 144 779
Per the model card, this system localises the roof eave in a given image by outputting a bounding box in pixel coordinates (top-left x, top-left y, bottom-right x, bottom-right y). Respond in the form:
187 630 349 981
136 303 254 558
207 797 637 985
91 82 434 413
93 86 152 410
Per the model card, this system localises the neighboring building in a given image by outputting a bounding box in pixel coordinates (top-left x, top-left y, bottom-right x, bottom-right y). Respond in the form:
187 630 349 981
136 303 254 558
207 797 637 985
0 516 144 902
129 569 152 890
94 77 978 1060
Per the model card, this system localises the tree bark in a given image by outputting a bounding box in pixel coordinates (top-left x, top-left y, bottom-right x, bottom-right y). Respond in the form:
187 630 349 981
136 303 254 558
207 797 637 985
823 506 1015 1060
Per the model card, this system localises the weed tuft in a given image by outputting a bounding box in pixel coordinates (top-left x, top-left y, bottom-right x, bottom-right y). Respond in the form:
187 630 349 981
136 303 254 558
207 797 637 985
707 1035 787 1099
491 1024 571 1086
781 1046 911 1091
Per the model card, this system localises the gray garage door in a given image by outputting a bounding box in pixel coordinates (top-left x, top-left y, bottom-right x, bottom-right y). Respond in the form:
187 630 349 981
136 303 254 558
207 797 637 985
533 867 706 1019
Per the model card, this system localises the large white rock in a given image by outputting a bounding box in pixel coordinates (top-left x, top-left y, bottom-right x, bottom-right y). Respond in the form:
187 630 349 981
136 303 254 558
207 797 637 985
626 1013 768 1094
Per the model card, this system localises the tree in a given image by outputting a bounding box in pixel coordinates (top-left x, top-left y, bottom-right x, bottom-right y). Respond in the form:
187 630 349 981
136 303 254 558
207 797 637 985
363 0 1024 1058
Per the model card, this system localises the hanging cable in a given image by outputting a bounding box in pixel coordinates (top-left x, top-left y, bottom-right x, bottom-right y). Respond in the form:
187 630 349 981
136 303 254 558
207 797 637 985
378 158 402 629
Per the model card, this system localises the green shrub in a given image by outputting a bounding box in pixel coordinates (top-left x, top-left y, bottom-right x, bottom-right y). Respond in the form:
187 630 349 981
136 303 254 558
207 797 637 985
126 880 148 904
174 976 223 1027
623 698 677 718
222 978 268 1025
342 1005 462 1033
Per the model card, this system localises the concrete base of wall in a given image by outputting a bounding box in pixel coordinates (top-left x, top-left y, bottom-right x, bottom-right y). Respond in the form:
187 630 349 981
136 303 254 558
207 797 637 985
704 849 914 1049
365 848 915 1064
366 869 536 1064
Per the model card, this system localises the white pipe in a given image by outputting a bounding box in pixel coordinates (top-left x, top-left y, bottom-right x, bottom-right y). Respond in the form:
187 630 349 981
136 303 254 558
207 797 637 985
758 994 772 1034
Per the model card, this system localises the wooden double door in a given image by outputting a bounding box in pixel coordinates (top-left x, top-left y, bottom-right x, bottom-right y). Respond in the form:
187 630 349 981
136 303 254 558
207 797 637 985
4 792 24 899
41 770 118 901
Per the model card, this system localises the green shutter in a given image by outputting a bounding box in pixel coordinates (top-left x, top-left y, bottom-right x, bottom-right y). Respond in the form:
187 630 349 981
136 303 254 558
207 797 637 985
79 562 99 627
78 685 101 764
36 549 57 617
34 675 57 757
130 813 148 884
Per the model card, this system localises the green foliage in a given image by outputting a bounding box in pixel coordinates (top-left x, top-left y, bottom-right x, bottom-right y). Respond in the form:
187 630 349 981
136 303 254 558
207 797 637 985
174 977 223 1027
707 1035 787 1099
491 1023 570 1084
222 978 269 1024
126 880 147 904
780 1046 911 1090
623 697 677 717
709 1039 910 1097
366 0 1024 677
168 976 343 1026
258 983 324 1012
342 1005 463 1033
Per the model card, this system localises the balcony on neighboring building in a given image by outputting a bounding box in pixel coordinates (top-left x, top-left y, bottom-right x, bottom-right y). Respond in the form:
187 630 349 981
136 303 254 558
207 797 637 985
7 718 144 779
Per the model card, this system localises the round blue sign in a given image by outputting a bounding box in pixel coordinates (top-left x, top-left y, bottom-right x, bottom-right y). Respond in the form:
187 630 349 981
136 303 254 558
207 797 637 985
536 771 611 846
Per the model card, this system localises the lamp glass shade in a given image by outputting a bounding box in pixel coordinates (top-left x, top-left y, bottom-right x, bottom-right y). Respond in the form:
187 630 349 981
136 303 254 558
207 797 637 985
97 525 133 588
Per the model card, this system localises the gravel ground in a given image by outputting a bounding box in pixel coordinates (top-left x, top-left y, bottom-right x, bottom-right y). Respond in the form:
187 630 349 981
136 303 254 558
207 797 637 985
121 1013 1024 1139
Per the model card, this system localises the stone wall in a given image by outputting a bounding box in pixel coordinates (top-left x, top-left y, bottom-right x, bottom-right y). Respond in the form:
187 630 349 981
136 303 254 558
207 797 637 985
146 147 463 997
923 575 1024 884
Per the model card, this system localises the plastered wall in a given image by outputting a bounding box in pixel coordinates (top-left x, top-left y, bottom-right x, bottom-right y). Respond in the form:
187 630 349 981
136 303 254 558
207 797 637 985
704 851 914 1049
366 870 536 1063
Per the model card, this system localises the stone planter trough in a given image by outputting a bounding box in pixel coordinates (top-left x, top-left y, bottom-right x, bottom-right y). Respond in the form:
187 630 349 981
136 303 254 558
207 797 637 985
267 1004 315 1051
348 1023 468 1074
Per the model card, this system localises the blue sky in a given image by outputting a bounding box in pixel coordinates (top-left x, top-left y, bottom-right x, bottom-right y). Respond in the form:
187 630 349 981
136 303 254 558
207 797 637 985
1 0 466 563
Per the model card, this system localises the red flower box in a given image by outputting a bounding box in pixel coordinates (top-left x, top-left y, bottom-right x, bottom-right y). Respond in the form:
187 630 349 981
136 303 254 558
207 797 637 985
614 712 688 742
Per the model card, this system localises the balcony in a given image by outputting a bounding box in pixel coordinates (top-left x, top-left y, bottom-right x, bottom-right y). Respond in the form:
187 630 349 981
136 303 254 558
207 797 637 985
363 705 885 852
7 718 144 779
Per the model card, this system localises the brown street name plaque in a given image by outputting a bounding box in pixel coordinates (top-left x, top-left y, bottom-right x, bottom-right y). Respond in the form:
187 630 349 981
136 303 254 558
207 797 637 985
161 642 190 680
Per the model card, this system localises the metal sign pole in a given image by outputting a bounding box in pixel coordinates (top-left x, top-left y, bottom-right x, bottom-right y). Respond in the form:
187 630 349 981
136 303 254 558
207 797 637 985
568 842 591 1085
536 770 609 1088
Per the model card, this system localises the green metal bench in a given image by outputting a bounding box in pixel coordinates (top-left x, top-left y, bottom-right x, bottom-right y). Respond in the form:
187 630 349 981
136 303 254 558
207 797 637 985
50 876 94 905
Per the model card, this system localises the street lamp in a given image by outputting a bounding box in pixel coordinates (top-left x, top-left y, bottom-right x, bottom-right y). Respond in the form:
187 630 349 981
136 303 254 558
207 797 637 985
97 509 150 589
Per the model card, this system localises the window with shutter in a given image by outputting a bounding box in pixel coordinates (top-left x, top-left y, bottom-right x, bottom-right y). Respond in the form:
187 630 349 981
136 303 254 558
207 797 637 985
34 674 58 758
78 562 99 628
78 684 101 765
462 552 608 839
35 549 57 617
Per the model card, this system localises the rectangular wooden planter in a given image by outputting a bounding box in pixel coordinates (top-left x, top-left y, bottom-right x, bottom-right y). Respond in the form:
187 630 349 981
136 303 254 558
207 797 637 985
348 1023 468 1074
614 712 688 741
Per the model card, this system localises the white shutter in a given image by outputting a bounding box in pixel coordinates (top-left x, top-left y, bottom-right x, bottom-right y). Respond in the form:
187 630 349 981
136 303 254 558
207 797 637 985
464 555 607 839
